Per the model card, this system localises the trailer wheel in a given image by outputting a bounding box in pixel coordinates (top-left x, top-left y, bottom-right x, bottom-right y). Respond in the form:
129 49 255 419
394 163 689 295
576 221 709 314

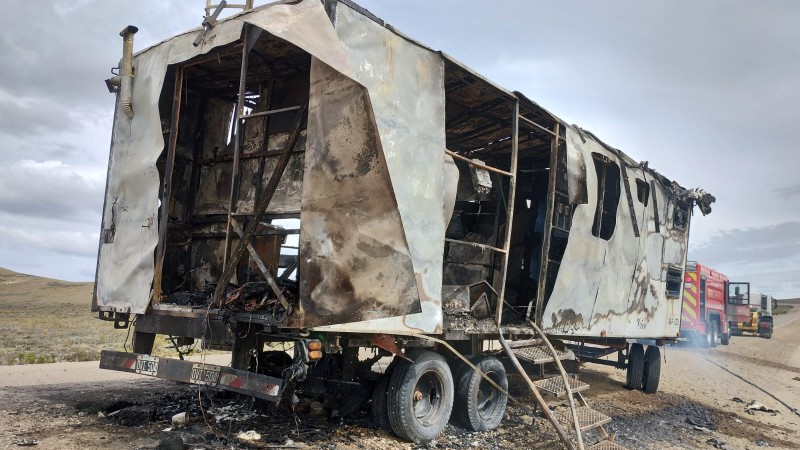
625 344 645 390
387 350 454 443
709 321 718 348
642 345 661 394
452 355 508 432
371 375 393 431
720 333 730 345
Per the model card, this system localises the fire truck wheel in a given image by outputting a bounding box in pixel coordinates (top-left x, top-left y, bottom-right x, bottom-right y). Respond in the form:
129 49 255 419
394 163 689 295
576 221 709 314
642 345 661 394
709 322 718 348
720 333 730 345
387 350 454 443
452 355 508 432
625 344 645 390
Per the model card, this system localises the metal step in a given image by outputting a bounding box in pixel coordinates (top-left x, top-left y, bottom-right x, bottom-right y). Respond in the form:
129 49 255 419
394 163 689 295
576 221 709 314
512 345 575 364
534 375 590 397
587 440 628 450
555 406 611 432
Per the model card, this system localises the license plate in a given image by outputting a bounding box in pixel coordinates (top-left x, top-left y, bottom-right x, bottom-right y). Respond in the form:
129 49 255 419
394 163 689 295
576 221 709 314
190 363 221 386
135 355 159 376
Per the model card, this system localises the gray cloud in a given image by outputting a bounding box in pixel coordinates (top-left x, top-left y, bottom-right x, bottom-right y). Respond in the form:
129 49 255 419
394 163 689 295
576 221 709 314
0 97 82 137
691 222 800 265
0 160 104 224
689 221 800 297
773 184 800 200
0 225 98 259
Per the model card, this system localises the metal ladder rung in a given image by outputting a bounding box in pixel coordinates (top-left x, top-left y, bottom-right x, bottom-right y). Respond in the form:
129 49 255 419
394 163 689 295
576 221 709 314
534 376 590 397
555 406 611 432
445 149 515 178
239 104 302 120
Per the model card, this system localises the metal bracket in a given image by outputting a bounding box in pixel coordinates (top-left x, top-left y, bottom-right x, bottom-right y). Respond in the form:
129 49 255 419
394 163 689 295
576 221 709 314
193 0 228 47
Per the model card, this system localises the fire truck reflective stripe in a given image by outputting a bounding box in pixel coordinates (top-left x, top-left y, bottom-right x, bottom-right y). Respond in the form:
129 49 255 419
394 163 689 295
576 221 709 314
682 304 697 319
688 272 698 281
683 289 697 306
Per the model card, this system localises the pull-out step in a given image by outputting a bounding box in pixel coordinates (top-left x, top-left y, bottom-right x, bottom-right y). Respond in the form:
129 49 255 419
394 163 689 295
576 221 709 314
512 345 574 364
555 405 611 432
535 375 590 397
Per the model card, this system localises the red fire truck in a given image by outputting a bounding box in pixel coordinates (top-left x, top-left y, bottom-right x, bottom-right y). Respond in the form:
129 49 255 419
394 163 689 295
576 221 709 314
681 262 730 347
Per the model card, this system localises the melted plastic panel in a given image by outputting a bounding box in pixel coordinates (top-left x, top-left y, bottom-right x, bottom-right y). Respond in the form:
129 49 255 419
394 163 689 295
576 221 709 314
541 127 687 338
298 59 420 326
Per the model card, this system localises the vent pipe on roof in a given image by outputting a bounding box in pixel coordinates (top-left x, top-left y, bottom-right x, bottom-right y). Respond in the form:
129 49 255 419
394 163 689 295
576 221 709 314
118 25 138 119
105 26 138 119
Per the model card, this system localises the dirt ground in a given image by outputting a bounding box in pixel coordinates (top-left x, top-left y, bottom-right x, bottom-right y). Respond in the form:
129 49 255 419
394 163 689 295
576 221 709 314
1 308 798 450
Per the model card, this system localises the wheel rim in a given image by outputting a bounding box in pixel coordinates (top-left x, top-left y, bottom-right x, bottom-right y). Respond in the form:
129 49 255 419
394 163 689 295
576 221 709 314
413 370 446 427
476 370 501 419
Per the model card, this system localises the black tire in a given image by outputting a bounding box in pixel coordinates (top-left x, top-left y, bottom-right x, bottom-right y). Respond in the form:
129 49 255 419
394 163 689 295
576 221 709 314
625 344 645 390
720 333 730 345
642 345 661 394
371 375 393 431
387 351 454 443
709 321 718 348
452 355 508 432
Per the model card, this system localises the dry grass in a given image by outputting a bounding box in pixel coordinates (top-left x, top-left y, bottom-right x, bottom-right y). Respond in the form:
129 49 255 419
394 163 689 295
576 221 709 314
0 268 205 365
773 302 794 316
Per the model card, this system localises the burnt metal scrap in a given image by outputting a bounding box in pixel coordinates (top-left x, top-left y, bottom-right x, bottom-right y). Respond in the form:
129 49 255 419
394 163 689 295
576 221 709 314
222 281 297 319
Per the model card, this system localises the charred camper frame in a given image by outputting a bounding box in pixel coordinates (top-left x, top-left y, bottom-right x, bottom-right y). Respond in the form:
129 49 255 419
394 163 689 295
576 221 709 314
94 0 715 445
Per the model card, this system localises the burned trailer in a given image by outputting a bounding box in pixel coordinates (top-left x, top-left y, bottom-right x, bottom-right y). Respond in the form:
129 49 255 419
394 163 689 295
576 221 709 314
94 0 714 445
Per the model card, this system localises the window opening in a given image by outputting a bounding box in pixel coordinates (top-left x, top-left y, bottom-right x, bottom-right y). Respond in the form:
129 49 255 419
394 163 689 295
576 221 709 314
673 201 690 231
591 153 620 240
665 266 682 298
727 282 750 305
635 178 649 206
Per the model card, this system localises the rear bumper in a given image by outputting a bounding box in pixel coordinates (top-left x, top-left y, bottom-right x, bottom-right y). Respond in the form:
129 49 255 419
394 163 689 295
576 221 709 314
99 350 283 403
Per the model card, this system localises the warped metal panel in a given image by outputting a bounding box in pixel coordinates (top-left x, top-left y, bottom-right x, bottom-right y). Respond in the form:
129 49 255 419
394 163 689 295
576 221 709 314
297 58 421 326
541 127 686 338
95 19 246 314
96 0 384 316
310 2 447 333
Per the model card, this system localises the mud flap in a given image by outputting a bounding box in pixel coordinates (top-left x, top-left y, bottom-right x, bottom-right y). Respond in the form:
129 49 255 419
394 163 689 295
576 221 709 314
99 351 282 402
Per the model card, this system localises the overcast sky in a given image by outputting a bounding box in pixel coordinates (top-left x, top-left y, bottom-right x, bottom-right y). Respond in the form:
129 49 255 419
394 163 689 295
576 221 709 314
0 1 798 298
